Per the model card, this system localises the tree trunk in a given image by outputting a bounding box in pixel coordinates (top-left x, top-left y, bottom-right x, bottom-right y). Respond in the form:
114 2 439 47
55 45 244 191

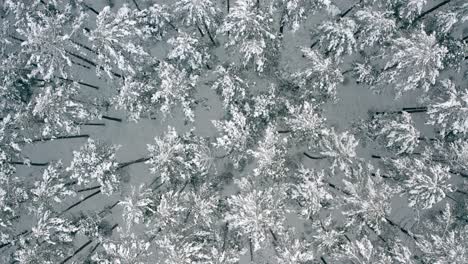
109 201 120 210
117 157 151 169
327 182 352 196
82 3 99 15
310 40 318 49
77 185 101 192
60 239 93 264
15 134 90 144
152 182 165 191
66 51 123 78
371 172 391 179
72 61 92 70
402 106 428 112
227 0 230 36
339 1 360 18
249 238 254 261
0 241 10 249
203 21 217 46
9 35 25 42
413 0 451 23
86 242 100 260
132 0 141 11
303 152 326 160
279 8 286 36
0 230 29 249
385 217 418 241
365 222 386 242
60 190 101 215
372 153 425 159
66 51 97 67
71 40 98 55
34 134 90 142
372 106 427 115
279 21 285 35
196 24 205 37
97 201 120 218
81 122 106 126
9 161 49 166
64 180 78 187
168 21 178 31
74 81 100 90
102 115 122 122
417 136 436 141
343 234 352 242
222 222 228 253
55 76 100 90
149 176 161 188
342 68 353 75
178 180 190 195
183 209 192 223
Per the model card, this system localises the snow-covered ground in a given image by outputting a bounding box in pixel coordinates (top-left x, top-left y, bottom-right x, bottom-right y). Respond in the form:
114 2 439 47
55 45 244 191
2 0 467 263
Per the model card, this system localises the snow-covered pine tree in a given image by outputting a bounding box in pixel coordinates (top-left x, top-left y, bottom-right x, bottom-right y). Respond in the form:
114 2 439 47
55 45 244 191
415 203 468 264
273 228 315 264
378 28 448 96
427 79 468 136
369 112 420 155
218 0 277 72
146 126 212 185
66 138 121 196
27 80 101 137
88 5 149 78
93 227 151 264
173 0 220 45
13 206 78 263
289 166 333 220
342 167 395 235
354 7 396 49
120 184 154 231
338 235 392 263
283 101 327 144
248 124 288 181
135 3 175 41
14 3 87 80
315 17 357 59
276 0 333 34
212 105 251 168
385 156 455 209
313 128 360 174
31 162 75 210
167 32 210 72
225 177 287 259
114 61 198 122
291 47 343 100
211 64 248 110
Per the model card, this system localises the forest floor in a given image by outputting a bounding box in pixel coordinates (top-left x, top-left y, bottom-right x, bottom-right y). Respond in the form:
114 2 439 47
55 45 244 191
13 0 464 263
